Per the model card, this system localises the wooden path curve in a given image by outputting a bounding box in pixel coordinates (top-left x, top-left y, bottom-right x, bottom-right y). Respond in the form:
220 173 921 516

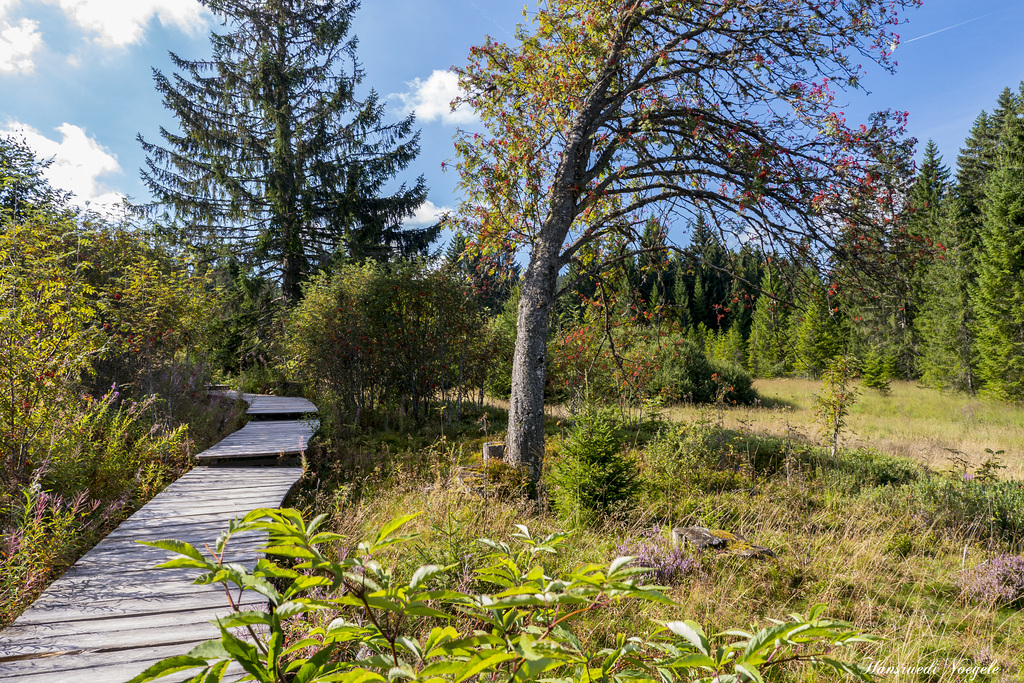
0 394 317 682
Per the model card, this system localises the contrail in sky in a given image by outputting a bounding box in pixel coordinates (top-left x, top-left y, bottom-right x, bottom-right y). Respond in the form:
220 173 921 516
469 0 513 38
902 11 1000 44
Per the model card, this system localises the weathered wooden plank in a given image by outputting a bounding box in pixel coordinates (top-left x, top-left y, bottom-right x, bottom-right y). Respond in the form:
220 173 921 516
25 578 248 608
210 391 318 416
3 596 262 641
244 393 318 415
0 641 244 680
196 421 316 461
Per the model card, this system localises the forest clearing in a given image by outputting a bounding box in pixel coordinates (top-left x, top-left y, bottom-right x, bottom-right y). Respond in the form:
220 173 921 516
3 0 1024 681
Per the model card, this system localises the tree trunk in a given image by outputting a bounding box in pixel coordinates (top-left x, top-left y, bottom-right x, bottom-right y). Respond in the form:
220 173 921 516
505 233 563 490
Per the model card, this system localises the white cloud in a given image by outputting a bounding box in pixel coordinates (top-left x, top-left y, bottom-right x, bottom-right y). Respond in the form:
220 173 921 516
48 0 208 48
392 70 478 126
405 199 450 228
0 16 41 74
1 121 125 209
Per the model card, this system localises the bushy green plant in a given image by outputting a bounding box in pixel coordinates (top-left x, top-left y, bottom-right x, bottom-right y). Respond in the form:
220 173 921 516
859 351 896 395
818 448 923 490
130 509 880 683
0 138 242 627
908 476 1024 548
288 261 499 431
0 473 100 625
650 338 756 405
549 410 638 522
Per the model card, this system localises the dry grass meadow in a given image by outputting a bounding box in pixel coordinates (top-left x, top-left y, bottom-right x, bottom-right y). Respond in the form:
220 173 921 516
659 378 1024 479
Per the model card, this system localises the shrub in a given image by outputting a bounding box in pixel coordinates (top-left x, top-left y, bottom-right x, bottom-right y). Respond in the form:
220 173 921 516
909 476 1024 548
814 355 859 457
549 410 639 522
130 509 882 683
860 351 896 395
650 339 756 405
819 448 923 490
960 554 1024 606
0 476 102 625
288 261 499 431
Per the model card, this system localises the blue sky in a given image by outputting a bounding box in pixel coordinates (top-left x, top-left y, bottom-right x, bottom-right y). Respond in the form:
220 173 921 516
1 0 1022 231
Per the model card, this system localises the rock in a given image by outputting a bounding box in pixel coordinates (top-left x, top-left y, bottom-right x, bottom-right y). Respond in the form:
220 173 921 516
671 525 775 559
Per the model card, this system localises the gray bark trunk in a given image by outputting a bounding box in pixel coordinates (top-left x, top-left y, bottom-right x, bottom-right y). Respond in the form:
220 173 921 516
505 234 563 488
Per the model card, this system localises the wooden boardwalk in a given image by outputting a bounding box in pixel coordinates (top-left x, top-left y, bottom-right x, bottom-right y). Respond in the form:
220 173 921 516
0 394 314 682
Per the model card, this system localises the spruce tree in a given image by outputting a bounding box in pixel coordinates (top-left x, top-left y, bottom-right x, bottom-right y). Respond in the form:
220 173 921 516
793 283 843 379
747 269 791 377
916 87 1023 392
912 141 974 390
973 111 1024 399
138 0 430 304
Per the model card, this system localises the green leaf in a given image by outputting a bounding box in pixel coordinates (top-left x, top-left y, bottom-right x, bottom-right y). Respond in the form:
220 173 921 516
455 650 517 682
512 656 563 682
124 656 209 682
316 669 387 683
436 634 505 652
186 640 232 660
735 663 764 683
215 611 272 629
420 660 465 676
664 621 709 656
665 653 717 669
264 544 317 560
138 539 205 562
219 630 268 679
372 513 421 549
742 622 808 663
608 556 635 576
153 557 214 571
820 657 876 683
409 564 443 590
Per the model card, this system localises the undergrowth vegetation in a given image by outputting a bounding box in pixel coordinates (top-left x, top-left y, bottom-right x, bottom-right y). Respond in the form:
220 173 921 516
0 137 248 626
141 392 1019 682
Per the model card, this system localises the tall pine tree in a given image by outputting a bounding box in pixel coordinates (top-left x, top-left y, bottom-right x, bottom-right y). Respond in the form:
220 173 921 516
138 0 431 304
916 87 1023 392
973 111 1024 399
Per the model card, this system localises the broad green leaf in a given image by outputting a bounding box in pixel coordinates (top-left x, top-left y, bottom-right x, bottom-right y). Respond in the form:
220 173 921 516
735 663 764 683
409 564 443 590
373 513 421 547
455 650 517 682
420 660 465 676
124 655 209 683
742 622 808 662
608 556 635 576
187 640 232 660
215 611 272 629
275 600 315 619
664 621 709 656
139 539 205 562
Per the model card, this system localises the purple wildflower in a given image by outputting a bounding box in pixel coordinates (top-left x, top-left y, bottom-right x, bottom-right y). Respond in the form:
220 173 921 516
614 539 700 585
959 554 1024 606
